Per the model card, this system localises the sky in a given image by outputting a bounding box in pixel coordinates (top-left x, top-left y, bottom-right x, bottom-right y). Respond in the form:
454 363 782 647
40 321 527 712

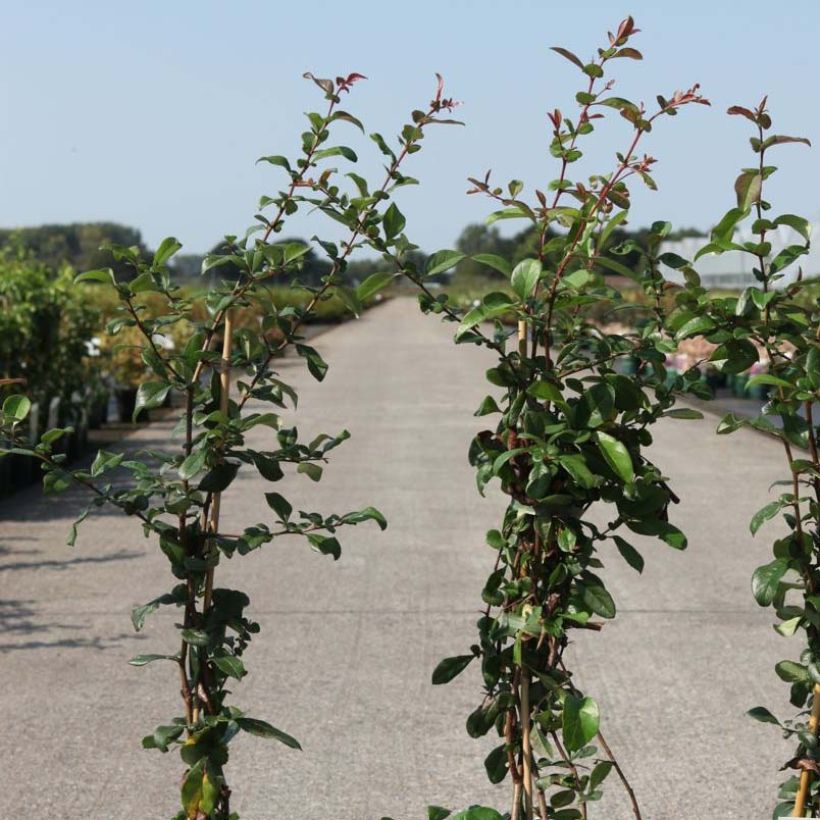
2 0 819 257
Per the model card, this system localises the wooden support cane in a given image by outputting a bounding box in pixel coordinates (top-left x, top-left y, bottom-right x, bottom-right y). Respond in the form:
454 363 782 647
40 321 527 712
521 674 534 820
517 319 534 819
203 311 233 612
794 684 820 816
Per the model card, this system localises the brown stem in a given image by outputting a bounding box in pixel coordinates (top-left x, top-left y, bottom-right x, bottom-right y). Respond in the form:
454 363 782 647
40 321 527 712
597 729 643 820
805 401 820 505
551 731 588 820
204 311 234 613
190 96 339 387
123 295 182 381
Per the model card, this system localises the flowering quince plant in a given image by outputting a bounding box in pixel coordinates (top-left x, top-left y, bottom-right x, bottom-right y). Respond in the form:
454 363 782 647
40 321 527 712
0 69 460 819
669 96 820 819
382 17 711 820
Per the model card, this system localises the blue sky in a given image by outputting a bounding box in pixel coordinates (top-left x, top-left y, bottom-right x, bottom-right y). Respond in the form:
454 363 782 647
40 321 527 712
2 0 818 255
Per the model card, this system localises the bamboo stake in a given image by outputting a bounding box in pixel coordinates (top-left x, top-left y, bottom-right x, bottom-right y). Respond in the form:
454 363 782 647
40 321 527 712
203 311 234 612
521 674 534 820
794 683 820 817
517 321 532 820
511 781 523 820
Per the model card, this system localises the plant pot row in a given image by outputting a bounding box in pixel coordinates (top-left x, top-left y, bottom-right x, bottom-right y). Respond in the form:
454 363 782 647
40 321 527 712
0 387 112 498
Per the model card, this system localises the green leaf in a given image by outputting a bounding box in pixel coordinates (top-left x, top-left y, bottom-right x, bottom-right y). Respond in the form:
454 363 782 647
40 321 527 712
590 760 614 790
472 253 511 276
211 654 246 679
750 500 783 535
675 316 715 340
427 808 452 820
179 448 207 481
265 492 292 522
128 653 176 666
133 381 170 422
773 214 811 241
297 462 323 482
613 536 644 574
90 450 124 478
527 380 565 404
709 206 747 244
236 717 301 749
257 155 291 170
661 408 704 420
198 461 239 493
751 558 789 606
307 533 341 560
153 237 182 266
776 616 802 637
314 145 357 162
295 344 328 381
341 506 388 530
577 573 616 618
711 339 758 374
510 259 542 299
483 745 508 784
356 272 394 301
3 394 31 422
432 654 474 685
747 706 780 725
562 695 600 752
558 454 596 489
595 432 634 483
770 244 808 275
131 591 182 631
450 810 504 820
148 724 185 752
75 268 114 284
455 293 514 340
383 203 406 239
775 660 809 683
426 250 466 277
181 628 209 647
252 453 283 482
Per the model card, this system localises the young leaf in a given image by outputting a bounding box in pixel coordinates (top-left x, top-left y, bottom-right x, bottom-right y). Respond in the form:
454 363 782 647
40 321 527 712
510 259 542 299
426 250 466 277
562 695 600 752
432 654 474 685
595 432 634 483
236 718 301 749
751 559 789 606
356 272 394 301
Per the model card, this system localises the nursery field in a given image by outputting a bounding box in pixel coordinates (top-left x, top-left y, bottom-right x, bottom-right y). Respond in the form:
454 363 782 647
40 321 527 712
0 298 792 819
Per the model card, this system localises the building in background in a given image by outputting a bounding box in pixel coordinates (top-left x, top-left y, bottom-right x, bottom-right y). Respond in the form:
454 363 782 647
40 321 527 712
660 223 819 289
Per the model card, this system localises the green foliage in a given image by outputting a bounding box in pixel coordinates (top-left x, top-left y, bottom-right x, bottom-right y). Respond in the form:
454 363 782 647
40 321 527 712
401 17 708 818
0 222 148 278
0 69 456 818
676 97 820 817
0 249 99 422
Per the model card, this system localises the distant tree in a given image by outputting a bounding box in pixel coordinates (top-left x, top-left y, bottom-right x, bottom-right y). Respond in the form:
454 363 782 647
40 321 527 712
0 222 148 278
168 253 205 281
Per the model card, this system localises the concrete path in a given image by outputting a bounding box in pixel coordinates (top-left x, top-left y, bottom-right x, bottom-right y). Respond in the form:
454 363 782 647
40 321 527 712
0 298 794 819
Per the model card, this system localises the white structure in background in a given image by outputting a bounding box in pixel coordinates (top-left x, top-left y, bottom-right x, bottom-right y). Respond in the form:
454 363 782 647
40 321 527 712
659 222 820 289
